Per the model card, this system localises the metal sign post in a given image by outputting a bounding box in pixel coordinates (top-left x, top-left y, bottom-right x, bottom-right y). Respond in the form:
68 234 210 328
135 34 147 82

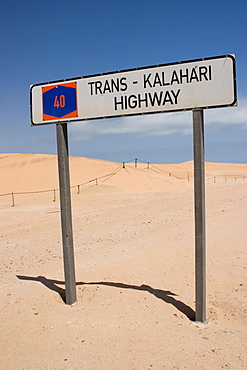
56 123 77 305
193 109 206 322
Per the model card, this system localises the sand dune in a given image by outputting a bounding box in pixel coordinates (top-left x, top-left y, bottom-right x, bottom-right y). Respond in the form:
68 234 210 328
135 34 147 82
0 153 246 196
0 153 246 369
0 153 192 196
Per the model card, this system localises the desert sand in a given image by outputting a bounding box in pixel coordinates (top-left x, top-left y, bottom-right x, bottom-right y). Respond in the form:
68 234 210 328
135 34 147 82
0 153 246 369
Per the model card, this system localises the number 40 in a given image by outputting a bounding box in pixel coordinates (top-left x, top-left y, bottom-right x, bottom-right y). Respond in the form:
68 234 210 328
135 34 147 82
54 95 66 108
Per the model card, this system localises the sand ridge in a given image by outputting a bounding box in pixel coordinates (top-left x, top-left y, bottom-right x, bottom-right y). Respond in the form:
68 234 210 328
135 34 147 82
0 153 246 197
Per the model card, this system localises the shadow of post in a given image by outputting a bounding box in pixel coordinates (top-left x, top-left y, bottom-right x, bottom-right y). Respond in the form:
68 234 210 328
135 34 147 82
17 275 66 303
16 275 195 321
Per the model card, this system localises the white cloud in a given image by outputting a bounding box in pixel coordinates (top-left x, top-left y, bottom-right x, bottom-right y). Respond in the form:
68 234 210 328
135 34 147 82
205 97 247 125
70 97 247 141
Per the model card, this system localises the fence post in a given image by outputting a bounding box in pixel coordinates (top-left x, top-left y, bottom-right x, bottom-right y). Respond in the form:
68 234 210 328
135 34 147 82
135 158 137 167
11 193 15 207
123 162 125 168
77 185 80 194
53 189 56 202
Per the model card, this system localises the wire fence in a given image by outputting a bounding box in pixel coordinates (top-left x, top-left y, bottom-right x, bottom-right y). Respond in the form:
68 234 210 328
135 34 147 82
0 158 245 207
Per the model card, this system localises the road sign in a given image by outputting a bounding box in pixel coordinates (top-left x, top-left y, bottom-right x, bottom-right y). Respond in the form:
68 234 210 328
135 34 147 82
30 54 236 125
42 82 78 121
30 54 238 321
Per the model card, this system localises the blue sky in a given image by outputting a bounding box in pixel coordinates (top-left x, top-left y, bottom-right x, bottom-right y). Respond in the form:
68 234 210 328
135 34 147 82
1 0 247 163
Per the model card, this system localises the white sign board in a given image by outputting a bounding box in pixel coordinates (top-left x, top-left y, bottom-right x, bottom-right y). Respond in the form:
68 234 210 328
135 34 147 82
30 55 237 125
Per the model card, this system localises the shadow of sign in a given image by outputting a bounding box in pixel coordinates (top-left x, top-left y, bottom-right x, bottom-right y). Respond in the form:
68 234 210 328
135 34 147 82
17 275 195 321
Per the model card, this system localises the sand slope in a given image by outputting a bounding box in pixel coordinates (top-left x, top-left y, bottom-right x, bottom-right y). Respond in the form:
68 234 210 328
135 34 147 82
1 153 246 196
0 153 193 198
0 154 246 369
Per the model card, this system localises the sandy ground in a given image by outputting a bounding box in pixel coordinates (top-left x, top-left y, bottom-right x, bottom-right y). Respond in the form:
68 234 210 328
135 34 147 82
0 154 247 369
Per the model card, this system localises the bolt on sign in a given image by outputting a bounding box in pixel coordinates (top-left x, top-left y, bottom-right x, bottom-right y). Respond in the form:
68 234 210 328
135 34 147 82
30 55 236 125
